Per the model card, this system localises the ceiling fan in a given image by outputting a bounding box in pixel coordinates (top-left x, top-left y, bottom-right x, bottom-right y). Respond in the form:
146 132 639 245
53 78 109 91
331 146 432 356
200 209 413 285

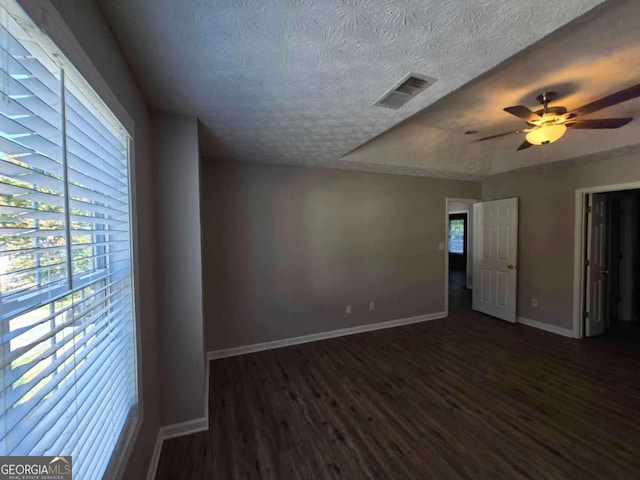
476 83 640 151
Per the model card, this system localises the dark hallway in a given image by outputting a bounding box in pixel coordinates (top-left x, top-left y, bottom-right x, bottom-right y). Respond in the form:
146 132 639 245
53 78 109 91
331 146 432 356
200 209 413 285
449 268 471 313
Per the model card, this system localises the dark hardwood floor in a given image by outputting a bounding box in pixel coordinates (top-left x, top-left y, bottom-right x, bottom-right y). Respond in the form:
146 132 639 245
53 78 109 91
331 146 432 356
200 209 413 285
157 278 640 479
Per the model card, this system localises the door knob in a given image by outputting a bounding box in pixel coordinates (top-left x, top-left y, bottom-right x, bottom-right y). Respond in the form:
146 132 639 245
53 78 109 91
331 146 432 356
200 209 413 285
601 270 609 274
507 265 517 270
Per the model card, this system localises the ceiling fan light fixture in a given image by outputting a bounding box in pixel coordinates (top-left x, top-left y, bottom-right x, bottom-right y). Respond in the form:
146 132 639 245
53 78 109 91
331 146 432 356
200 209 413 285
479 85 640 151
525 123 567 145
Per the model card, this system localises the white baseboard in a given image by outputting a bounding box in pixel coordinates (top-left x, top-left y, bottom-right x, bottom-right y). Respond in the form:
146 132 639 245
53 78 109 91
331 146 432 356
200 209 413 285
145 418 209 480
517 316 574 338
146 433 164 480
161 417 208 440
146 359 211 480
207 311 448 360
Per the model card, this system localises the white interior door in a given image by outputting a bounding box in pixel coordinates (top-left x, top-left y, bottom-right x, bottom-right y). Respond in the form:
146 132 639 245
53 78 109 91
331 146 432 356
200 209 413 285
473 198 518 322
585 193 607 337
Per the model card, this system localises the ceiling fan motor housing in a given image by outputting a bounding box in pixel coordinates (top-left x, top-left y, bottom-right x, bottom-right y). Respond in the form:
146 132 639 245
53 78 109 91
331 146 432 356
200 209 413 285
536 91 559 105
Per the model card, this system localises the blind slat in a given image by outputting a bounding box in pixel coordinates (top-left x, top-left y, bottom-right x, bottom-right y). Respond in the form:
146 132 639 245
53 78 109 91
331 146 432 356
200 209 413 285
6 334 129 454
0 238 127 256
4 297 131 410
68 181 128 209
0 66 60 124
1 203 126 227
0 258 66 278
0 157 63 190
1 109 60 140
76 368 131 472
40 351 131 457
12 133 61 161
64 85 125 152
0 204 63 219
0 113 34 135
2 276 130 347
66 123 127 181
0 23 60 92
0 178 64 203
3 292 131 390
4 301 130 412
2 275 130 368
0 135 36 155
0 149 62 175
69 196 129 217
68 165 127 199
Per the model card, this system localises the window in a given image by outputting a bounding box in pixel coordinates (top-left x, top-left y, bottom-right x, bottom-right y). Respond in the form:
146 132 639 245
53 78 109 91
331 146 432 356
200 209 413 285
449 218 465 254
0 1 137 478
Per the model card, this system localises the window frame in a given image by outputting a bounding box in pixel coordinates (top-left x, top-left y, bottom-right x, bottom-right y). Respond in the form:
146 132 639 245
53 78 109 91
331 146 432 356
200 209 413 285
11 1 142 478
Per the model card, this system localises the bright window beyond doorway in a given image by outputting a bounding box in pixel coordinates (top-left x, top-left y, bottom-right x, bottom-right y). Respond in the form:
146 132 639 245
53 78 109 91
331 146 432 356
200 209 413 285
449 218 465 254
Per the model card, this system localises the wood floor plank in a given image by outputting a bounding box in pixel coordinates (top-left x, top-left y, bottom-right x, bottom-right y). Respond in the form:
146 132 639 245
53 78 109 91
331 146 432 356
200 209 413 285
156 309 640 479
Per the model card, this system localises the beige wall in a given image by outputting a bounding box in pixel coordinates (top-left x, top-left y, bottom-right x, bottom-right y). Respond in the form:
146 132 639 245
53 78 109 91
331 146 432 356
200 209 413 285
46 1 160 479
482 151 640 330
202 160 481 351
153 113 205 425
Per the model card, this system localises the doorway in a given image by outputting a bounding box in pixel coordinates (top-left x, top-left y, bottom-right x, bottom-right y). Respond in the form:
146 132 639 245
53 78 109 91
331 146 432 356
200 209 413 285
575 184 640 341
448 212 468 309
445 198 477 313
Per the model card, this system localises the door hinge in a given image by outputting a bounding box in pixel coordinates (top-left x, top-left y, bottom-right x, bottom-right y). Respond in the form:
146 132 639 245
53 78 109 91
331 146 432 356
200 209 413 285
586 206 592 214
585 258 590 267
584 311 589 319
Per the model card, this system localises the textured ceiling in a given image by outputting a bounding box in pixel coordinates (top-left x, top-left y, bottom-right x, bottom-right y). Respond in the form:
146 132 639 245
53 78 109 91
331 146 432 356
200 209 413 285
343 0 640 179
98 0 605 177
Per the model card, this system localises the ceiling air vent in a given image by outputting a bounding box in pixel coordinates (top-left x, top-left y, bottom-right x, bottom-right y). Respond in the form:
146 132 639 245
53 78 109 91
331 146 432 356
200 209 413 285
374 73 437 109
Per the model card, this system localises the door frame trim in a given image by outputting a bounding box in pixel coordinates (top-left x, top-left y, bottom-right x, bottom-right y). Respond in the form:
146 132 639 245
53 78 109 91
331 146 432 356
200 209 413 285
445 198 479 316
572 181 640 338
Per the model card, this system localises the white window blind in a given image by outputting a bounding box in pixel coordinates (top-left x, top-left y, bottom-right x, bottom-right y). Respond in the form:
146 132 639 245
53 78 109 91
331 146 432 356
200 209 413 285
0 2 137 479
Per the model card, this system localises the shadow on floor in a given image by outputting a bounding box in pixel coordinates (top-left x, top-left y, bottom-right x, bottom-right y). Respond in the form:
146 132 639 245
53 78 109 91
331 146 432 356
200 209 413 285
449 268 471 312
590 320 640 352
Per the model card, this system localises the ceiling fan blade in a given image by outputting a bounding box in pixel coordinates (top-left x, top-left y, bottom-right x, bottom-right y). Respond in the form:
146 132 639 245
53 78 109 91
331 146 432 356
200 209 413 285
569 83 640 116
517 140 532 151
566 117 633 129
475 130 520 142
503 106 541 123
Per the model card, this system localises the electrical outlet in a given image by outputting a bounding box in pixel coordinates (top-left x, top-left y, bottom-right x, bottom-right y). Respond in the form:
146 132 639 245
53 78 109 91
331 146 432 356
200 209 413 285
369 302 375 311
346 305 351 314
531 299 538 308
